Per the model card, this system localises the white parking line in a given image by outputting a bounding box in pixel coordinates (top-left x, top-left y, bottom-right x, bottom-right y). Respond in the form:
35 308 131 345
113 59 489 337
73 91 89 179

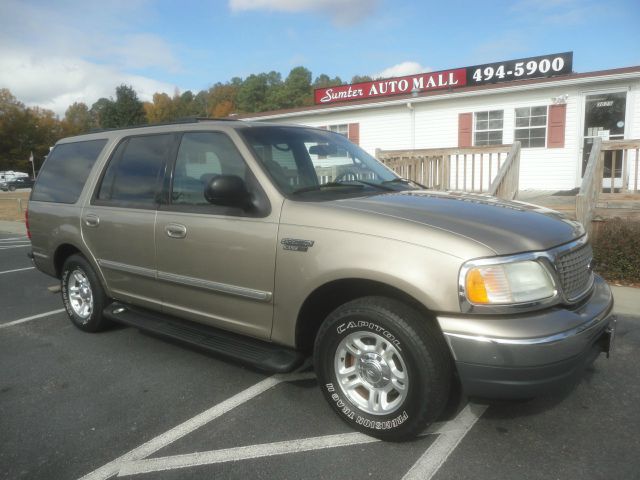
0 237 27 241
116 414 462 476
402 403 487 480
0 245 31 250
79 371 316 480
118 432 379 476
0 267 35 275
0 309 66 330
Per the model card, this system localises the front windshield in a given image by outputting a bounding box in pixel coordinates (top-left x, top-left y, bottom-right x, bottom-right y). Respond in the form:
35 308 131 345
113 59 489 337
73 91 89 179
239 125 410 196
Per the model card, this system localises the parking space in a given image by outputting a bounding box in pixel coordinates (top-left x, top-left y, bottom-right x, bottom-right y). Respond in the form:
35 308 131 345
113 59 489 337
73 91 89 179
1 232 639 480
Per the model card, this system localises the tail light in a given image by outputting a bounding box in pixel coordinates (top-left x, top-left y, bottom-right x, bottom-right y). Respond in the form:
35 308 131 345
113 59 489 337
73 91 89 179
25 208 31 239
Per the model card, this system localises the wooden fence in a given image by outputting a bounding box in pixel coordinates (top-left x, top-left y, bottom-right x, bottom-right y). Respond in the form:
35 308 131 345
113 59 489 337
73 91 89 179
375 142 521 200
576 138 640 231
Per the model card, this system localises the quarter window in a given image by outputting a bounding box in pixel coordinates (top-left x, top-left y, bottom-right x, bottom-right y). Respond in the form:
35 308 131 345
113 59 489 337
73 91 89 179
96 134 172 207
515 106 547 148
31 139 107 204
474 111 503 146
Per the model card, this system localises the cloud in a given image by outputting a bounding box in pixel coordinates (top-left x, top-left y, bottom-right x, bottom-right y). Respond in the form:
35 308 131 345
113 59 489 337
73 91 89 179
0 1 180 72
374 62 432 79
229 0 379 26
0 49 177 117
0 0 185 116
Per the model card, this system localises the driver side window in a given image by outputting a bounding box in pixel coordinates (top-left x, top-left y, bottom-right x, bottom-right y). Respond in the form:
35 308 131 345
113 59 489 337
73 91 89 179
172 132 247 205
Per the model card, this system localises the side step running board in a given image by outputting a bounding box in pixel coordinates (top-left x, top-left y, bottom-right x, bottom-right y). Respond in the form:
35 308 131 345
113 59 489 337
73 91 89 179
103 302 306 373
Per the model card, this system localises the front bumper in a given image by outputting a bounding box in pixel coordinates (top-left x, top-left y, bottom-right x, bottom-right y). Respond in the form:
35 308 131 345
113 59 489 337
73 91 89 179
437 275 615 398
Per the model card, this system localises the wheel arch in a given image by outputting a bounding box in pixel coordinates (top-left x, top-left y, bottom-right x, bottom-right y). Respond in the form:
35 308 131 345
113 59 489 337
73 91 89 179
295 278 441 354
53 243 109 295
53 243 83 278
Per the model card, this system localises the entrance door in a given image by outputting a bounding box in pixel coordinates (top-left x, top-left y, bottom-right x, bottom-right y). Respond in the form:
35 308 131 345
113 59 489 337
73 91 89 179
582 92 627 189
82 133 174 311
155 131 278 340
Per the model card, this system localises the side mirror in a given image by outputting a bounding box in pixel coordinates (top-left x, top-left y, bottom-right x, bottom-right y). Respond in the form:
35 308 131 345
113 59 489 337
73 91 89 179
204 175 251 208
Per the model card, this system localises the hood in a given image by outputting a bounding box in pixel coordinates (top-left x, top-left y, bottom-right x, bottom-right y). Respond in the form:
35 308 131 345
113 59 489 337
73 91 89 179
333 190 585 255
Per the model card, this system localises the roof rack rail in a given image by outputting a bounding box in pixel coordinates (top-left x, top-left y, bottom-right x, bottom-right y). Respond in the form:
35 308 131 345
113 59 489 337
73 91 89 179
86 117 241 134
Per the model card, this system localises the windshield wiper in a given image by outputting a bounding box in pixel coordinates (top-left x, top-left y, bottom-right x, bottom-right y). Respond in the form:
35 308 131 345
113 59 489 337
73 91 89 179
292 179 395 195
381 177 427 189
292 182 366 194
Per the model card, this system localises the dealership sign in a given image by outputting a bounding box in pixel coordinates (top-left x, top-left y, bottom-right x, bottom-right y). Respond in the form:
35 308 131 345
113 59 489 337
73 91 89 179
314 52 573 105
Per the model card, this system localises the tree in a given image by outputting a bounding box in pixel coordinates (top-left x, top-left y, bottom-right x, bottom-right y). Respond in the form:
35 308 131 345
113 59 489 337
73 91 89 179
0 89 63 172
110 85 146 128
236 73 281 113
280 66 313 108
91 85 146 129
144 92 177 124
203 82 239 118
313 74 343 89
351 75 373 84
90 97 114 129
63 102 92 135
175 90 201 118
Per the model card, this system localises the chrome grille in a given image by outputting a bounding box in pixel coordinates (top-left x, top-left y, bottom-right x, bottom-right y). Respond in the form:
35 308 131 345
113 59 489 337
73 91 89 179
555 242 594 301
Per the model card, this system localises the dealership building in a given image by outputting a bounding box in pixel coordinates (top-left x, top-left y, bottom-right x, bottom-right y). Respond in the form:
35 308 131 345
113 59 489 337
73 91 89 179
244 53 640 191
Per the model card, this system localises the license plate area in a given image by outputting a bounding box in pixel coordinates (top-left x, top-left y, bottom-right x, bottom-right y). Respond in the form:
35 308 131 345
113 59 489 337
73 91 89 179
600 317 617 358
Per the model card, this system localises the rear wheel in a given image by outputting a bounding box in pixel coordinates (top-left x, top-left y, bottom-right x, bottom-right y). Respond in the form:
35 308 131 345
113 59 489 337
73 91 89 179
61 254 111 332
314 296 452 441
8 185 16 191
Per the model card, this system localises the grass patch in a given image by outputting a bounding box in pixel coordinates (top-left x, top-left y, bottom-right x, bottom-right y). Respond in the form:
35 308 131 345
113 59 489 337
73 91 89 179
0 191 30 221
592 218 640 283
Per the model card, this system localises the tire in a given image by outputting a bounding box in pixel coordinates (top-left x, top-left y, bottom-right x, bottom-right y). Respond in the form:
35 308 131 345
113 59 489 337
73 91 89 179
9 185 16 191
314 296 452 441
61 254 111 332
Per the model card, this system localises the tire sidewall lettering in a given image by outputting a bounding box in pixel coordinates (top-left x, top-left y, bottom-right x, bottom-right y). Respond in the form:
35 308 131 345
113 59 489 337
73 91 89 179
336 320 402 351
61 268 74 319
324 382 409 430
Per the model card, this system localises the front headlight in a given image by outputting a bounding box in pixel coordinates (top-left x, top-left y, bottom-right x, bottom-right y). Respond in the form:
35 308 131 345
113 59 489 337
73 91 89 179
463 260 556 305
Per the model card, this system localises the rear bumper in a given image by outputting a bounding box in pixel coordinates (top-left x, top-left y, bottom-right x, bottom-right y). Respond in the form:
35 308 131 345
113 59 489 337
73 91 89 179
437 275 615 398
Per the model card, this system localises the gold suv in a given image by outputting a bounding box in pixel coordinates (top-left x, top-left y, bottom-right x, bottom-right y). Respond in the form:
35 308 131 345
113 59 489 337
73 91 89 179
27 119 615 440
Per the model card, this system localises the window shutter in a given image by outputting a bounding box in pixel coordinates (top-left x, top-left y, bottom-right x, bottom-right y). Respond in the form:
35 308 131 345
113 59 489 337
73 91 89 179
458 113 472 147
547 104 566 148
348 123 360 145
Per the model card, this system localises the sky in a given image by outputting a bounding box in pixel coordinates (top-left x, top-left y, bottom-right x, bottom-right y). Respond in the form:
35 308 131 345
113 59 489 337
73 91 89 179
1 0 639 116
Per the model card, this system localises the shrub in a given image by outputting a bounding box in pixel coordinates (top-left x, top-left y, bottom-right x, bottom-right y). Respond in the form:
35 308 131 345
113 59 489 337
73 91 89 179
592 218 640 283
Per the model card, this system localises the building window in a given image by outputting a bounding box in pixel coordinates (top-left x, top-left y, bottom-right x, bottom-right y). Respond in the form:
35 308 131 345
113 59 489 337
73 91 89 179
328 124 349 136
474 110 503 146
514 106 547 148
327 124 350 157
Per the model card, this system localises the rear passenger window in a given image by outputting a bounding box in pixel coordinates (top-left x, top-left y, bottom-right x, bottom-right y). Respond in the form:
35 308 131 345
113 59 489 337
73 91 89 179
31 139 107 203
96 134 172 207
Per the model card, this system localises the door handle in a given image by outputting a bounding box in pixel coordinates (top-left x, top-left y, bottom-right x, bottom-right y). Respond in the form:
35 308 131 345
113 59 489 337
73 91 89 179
165 223 187 239
84 214 100 227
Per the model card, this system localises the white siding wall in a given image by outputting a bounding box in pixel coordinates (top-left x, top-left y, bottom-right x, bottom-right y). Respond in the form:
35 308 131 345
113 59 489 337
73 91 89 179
627 82 640 189
261 78 640 191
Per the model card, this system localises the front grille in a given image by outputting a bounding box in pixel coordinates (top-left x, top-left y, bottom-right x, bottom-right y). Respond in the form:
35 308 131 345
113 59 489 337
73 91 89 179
555 242 594 301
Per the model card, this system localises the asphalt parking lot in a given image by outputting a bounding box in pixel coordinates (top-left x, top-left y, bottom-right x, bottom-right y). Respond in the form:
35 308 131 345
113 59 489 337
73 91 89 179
1 230 639 480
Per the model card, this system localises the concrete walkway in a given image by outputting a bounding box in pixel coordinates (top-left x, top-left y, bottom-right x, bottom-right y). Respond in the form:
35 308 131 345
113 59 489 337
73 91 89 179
0 220 27 235
611 286 639 316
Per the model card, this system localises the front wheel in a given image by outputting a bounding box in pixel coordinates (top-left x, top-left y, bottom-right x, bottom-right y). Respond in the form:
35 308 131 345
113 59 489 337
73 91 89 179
314 296 452 441
8 185 16 191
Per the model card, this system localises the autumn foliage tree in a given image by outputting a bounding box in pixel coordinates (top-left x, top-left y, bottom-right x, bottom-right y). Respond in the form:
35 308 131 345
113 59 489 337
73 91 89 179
0 66 352 170
0 88 61 173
